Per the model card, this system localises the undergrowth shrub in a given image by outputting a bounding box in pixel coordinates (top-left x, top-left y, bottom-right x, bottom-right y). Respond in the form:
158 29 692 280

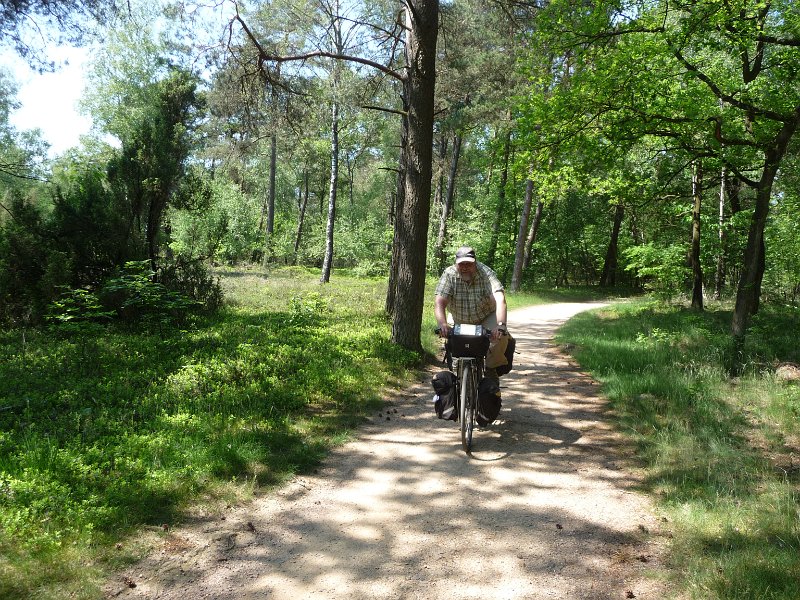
157 256 223 313
98 261 199 323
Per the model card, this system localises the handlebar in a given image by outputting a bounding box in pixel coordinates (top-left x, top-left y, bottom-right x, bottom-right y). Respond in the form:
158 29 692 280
435 324 505 337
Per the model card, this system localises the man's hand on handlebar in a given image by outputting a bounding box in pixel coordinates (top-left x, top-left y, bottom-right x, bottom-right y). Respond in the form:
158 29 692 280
436 324 451 338
490 325 507 341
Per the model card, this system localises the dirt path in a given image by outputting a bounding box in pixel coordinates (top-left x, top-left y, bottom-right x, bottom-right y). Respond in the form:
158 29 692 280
106 302 674 600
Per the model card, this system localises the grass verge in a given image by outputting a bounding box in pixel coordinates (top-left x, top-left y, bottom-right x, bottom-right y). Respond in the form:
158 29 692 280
556 298 800 599
0 267 418 599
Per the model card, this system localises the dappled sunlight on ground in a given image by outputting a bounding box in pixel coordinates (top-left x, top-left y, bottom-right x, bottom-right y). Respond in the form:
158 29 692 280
107 302 674 600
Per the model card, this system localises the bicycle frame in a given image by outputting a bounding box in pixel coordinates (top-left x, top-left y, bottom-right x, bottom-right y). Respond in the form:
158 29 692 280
450 352 485 455
436 326 489 455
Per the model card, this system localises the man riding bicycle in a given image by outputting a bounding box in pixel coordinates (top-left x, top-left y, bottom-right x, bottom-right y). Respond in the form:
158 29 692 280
434 246 509 380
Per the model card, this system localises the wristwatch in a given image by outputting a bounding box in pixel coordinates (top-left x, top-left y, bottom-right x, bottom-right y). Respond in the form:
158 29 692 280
497 321 506 331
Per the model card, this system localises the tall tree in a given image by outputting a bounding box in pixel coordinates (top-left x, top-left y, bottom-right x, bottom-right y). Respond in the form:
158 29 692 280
510 176 533 291
690 160 704 310
599 200 625 288
107 68 203 268
433 132 460 273
83 4 203 267
231 0 439 352
0 69 48 190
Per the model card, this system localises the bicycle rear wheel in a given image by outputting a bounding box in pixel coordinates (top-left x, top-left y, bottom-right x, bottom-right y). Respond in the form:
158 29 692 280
460 360 476 454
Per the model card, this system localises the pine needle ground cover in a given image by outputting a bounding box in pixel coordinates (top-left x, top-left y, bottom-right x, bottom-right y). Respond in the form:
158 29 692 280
557 299 800 600
0 267 417 599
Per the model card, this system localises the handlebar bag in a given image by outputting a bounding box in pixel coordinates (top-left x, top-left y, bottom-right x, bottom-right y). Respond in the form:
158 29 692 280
448 325 490 358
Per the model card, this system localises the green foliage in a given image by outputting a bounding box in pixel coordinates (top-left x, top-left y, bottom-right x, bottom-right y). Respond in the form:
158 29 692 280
99 261 200 323
169 178 263 263
763 193 800 304
106 66 203 265
0 193 49 325
558 299 800 598
623 243 689 299
47 287 114 323
48 164 131 285
157 257 223 313
0 268 417 597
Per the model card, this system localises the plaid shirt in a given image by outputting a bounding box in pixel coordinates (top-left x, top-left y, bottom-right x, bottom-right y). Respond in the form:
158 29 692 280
434 262 504 325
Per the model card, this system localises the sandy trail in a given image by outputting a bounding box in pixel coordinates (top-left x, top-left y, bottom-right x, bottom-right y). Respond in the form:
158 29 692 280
107 302 672 600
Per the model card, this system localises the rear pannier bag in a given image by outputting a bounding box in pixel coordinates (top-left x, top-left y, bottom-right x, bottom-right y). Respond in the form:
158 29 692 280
432 370 458 421
476 377 502 426
495 333 517 377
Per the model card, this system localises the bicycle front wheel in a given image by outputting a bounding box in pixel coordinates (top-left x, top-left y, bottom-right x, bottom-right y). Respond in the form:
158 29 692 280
460 360 476 454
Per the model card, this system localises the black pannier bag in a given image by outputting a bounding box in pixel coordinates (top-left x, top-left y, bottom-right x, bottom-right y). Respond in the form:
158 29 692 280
476 377 502 426
432 370 458 421
495 333 517 376
448 324 491 358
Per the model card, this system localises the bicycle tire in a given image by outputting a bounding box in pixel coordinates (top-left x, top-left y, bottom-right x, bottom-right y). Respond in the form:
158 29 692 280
460 360 476 454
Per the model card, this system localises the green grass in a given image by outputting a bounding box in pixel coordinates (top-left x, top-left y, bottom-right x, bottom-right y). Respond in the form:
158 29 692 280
10 267 770 598
556 298 800 599
0 266 418 599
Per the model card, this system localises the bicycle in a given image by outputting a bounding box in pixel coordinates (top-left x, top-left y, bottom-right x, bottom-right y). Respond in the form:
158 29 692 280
436 324 490 455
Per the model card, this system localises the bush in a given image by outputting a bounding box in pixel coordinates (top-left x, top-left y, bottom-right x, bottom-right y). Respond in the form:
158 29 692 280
0 193 48 325
623 242 689 298
99 261 199 323
157 256 223 313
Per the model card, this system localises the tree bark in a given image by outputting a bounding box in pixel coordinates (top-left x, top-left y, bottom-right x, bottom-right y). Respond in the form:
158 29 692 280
715 165 726 299
385 117 407 318
434 133 461 274
432 133 447 213
268 132 277 235
690 161 704 310
389 0 439 353
731 112 800 347
599 201 624 287
523 199 543 269
321 101 339 283
511 177 534 292
487 130 511 267
294 170 309 262
261 131 277 267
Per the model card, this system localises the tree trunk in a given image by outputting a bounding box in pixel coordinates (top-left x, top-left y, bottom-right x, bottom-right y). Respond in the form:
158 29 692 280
146 195 167 272
600 200 624 287
487 130 511 267
524 155 554 270
347 156 355 224
523 199 543 269
715 165 726 299
293 170 309 262
268 132 277 235
511 177 534 292
731 114 799 348
434 133 461 274
321 101 339 283
690 161 704 310
432 133 447 214
389 0 438 353
261 131 277 267
385 117 407 318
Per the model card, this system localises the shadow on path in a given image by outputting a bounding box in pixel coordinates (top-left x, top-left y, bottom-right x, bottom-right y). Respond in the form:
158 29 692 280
106 302 673 600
